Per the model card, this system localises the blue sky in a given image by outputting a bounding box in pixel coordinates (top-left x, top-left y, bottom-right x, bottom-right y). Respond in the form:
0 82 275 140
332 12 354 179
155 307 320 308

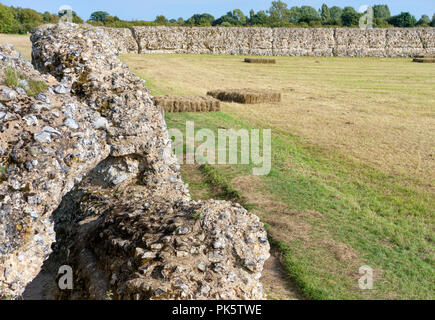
1 0 434 21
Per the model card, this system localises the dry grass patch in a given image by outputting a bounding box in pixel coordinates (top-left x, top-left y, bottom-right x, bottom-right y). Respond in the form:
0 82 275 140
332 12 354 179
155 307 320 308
207 88 281 104
154 95 221 113
122 54 435 187
122 53 434 299
0 34 32 61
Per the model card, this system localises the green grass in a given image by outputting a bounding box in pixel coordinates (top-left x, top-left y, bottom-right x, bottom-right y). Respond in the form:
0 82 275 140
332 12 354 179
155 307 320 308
3 67 47 96
164 110 434 300
122 54 435 300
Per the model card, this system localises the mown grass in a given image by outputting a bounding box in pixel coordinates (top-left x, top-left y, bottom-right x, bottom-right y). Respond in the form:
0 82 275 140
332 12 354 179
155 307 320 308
164 110 434 300
122 54 433 300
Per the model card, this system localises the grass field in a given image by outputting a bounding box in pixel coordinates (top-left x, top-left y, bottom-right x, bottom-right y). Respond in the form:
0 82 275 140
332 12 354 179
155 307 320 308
1 35 433 300
121 54 435 300
0 34 32 61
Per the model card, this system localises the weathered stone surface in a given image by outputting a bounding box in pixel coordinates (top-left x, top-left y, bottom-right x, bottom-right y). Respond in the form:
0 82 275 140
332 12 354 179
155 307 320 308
0 44 110 298
126 26 435 57
334 28 387 57
19 23 270 300
103 27 139 54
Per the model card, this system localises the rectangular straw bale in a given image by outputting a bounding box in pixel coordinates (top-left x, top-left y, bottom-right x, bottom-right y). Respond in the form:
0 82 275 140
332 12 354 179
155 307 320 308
153 95 221 113
244 58 276 64
413 57 435 63
207 89 281 104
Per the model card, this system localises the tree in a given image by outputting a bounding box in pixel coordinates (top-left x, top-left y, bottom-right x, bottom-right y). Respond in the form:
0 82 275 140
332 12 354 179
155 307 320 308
432 14 435 27
0 4 14 33
213 11 244 26
42 11 59 23
388 12 417 27
248 10 268 26
154 15 169 25
341 6 360 27
198 17 211 26
268 0 290 27
330 6 343 25
189 13 215 26
90 11 109 22
184 17 195 26
374 18 390 28
59 10 83 24
373 5 391 20
177 17 184 25
299 6 320 23
320 4 331 24
232 9 247 25
6 7 44 32
288 6 301 24
72 13 84 24
417 15 431 26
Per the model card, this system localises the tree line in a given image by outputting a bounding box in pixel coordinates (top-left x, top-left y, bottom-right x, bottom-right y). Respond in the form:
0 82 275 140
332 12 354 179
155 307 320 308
1 1 434 34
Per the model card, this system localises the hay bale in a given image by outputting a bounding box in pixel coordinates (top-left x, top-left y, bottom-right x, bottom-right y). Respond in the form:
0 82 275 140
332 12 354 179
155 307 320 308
413 56 435 63
153 95 221 113
244 58 276 64
207 89 281 104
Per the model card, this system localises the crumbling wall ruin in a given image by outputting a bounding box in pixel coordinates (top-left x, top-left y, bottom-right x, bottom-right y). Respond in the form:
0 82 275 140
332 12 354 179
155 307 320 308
111 26 435 57
0 24 270 300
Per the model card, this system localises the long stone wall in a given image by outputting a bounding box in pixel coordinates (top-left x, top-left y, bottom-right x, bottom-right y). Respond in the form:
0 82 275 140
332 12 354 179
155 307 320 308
106 26 435 57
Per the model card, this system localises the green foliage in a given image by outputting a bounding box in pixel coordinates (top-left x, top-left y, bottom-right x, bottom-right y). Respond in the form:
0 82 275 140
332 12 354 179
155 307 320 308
154 15 169 25
90 11 110 22
42 11 59 24
15 8 43 32
59 10 83 24
388 12 417 27
341 6 361 27
299 6 320 23
3 67 20 87
417 15 431 27
3 67 47 96
373 5 391 19
188 13 215 26
248 10 268 26
320 4 331 23
267 0 290 27
177 17 184 25
213 10 247 26
288 6 301 24
26 79 48 96
233 9 247 25
0 1 431 32
374 17 391 28
0 3 15 33
329 6 343 25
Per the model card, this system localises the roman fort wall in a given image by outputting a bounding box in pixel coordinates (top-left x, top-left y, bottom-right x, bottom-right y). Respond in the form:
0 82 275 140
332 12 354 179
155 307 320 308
104 26 435 57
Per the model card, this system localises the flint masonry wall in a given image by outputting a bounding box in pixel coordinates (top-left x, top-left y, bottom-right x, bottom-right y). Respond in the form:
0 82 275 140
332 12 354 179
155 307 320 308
105 26 435 57
0 23 271 300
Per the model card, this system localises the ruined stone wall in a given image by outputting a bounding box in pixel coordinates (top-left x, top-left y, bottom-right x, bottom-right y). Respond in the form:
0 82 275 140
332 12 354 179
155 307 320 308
111 26 435 57
0 24 270 300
